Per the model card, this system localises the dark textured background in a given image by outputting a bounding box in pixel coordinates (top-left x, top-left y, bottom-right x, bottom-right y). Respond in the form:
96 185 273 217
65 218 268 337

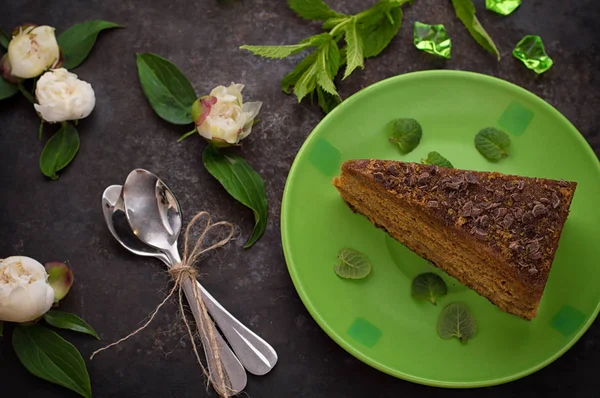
1 0 598 397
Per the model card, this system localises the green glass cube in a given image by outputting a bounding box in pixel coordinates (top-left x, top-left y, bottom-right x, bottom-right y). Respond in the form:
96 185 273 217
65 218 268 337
513 35 553 74
486 0 521 16
413 21 451 59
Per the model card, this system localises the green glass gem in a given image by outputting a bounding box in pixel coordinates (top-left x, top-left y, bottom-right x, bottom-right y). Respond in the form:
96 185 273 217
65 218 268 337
513 35 553 74
485 0 521 16
413 21 451 59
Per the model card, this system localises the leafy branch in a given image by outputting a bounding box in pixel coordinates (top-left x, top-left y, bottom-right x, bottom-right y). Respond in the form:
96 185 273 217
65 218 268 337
240 0 413 113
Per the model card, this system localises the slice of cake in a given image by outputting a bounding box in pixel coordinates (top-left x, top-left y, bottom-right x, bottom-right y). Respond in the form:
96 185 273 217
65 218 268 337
332 160 577 320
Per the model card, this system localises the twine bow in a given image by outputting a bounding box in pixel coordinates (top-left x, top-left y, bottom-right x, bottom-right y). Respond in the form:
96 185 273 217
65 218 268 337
91 211 236 397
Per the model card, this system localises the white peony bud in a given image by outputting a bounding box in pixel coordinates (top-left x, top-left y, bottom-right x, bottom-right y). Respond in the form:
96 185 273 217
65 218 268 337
34 68 96 123
192 82 262 146
7 25 60 79
0 256 55 323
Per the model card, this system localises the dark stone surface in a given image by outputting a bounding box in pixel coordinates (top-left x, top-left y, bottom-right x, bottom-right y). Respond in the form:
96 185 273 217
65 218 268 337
0 0 598 397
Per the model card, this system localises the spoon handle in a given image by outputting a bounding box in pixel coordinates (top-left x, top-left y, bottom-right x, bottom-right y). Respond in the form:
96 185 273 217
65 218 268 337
181 277 247 395
196 280 278 376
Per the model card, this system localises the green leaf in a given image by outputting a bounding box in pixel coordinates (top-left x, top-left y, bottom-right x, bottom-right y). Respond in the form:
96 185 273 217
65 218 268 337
136 52 197 125
411 273 447 305
0 28 10 49
357 2 403 58
334 248 372 279
474 127 511 161
281 52 318 94
315 38 340 97
287 0 345 21
12 325 92 398
343 19 364 79
0 75 18 100
39 122 80 180
422 151 454 168
202 145 269 248
44 310 99 340
437 302 478 343
58 20 122 69
316 86 340 114
239 42 313 59
451 0 500 60
389 118 422 154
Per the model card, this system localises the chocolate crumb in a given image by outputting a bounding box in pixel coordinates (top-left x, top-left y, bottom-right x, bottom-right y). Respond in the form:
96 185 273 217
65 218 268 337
474 228 488 239
418 172 430 184
493 207 508 219
493 190 505 202
503 182 516 191
509 241 520 250
522 211 534 224
465 172 478 184
528 268 539 275
387 164 399 176
511 193 521 202
427 200 439 208
552 193 560 208
462 201 473 217
373 172 385 183
559 180 569 187
540 198 550 204
430 165 439 176
429 185 438 192
501 214 514 229
471 206 483 217
532 204 548 217
517 180 525 190
514 208 524 220
478 215 490 227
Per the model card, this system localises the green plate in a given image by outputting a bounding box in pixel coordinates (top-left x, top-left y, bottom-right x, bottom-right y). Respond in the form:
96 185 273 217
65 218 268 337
280 70 600 388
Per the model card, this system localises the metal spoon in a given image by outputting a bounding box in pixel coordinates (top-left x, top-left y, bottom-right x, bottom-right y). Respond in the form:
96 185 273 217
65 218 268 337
120 169 278 376
102 185 247 394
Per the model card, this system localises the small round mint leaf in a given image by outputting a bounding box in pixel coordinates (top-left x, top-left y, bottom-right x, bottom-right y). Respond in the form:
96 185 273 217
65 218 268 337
437 302 478 344
389 118 423 154
474 127 511 161
411 272 447 305
334 248 372 279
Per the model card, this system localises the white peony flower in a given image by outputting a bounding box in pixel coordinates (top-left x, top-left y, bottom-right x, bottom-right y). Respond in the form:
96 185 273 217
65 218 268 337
34 68 96 123
192 82 262 146
0 256 55 323
7 25 60 79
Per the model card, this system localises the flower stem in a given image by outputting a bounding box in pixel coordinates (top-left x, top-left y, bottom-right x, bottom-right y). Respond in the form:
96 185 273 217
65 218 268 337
177 128 197 142
18 82 35 103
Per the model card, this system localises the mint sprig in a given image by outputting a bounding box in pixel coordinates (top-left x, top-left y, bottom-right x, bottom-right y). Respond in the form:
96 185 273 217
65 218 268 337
240 0 413 113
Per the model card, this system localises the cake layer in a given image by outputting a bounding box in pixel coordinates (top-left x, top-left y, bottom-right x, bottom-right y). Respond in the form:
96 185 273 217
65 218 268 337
333 160 577 320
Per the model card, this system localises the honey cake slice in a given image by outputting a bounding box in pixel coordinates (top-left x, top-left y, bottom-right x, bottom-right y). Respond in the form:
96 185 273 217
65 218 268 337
332 159 576 320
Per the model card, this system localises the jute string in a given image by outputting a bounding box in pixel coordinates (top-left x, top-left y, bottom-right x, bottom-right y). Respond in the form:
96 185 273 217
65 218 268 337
90 211 236 397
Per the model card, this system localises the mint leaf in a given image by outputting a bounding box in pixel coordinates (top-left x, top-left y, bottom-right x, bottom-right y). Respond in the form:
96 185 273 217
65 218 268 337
475 127 511 161
343 19 364 79
422 151 454 168
411 273 447 305
58 20 122 69
39 122 80 180
287 0 344 21
292 35 340 104
44 310 99 340
389 118 422 154
136 52 197 125
239 42 313 59
334 248 372 279
437 302 478 344
357 1 404 58
316 38 340 96
13 325 92 398
0 75 18 100
316 86 341 114
202 145 268 248
281 52 318 94
451 0 500 60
